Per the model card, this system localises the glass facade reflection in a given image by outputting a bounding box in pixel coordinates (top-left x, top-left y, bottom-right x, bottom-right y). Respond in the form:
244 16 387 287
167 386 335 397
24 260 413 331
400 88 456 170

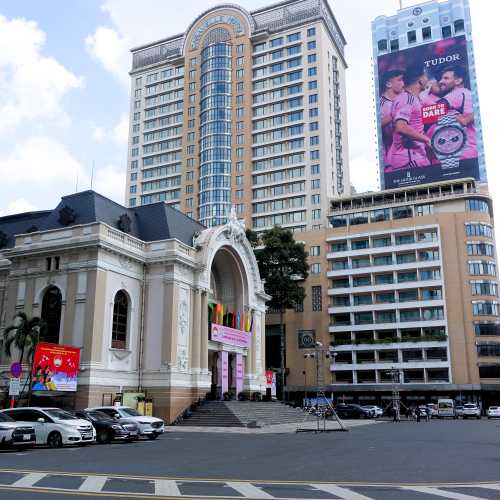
199 43 232 227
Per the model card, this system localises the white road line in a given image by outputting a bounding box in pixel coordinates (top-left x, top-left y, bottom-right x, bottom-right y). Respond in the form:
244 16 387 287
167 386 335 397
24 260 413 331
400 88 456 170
226 481 274 498
476 484 500 491
10 472 47 488
402 486 487 499
313 483 375 500
155 479 181 496
78 475 108 492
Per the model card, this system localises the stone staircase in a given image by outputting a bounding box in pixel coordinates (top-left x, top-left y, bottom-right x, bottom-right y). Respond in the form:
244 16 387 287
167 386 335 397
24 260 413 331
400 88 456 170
176 401 306 427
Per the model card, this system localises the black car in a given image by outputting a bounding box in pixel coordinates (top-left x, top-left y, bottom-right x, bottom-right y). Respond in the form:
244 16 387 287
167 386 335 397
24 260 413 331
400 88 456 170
73 410 135 444
334 404 374 419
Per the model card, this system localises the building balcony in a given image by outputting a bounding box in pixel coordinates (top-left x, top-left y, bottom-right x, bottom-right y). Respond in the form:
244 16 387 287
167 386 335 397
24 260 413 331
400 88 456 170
331 337 448 351
330 360 450 372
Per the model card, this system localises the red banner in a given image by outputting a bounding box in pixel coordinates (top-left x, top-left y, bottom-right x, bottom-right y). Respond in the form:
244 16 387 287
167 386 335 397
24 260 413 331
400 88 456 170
31 342 81 392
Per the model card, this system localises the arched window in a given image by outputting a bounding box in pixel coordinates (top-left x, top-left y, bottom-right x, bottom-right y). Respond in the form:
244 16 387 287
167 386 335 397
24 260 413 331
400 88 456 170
112 291 128 349
41 286 62 344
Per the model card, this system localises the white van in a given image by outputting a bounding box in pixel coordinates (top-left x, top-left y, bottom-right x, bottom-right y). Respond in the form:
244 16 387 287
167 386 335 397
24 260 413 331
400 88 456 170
437 399 456 419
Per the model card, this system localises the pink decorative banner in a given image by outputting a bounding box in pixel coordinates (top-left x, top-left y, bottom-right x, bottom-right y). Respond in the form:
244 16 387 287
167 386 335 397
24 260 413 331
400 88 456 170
235 353 244 396
211 324 250 348
219 351 229 396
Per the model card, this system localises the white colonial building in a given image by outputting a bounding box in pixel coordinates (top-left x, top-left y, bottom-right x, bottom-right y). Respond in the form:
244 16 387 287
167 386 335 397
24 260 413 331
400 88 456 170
0 191 268 422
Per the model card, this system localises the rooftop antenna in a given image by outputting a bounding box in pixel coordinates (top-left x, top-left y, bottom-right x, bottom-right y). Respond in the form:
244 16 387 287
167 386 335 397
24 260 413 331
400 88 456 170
399 0 404 9
75 173 78 193
90 160 95 190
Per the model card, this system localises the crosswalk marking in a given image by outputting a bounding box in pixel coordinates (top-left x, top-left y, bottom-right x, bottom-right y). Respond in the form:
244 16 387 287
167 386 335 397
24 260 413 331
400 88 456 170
10 472 46 488
77 475 108 492
402 486 487 499
155 479 181 496
226 481 274 498
314 483 375 499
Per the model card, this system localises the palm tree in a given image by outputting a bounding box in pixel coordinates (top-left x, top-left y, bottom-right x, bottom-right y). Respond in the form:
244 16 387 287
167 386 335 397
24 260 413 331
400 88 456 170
3 312 47 366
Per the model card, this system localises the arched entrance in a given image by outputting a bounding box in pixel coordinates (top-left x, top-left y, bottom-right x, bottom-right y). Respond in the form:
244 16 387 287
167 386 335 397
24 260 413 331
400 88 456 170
208 246 249 400
41 286 62 344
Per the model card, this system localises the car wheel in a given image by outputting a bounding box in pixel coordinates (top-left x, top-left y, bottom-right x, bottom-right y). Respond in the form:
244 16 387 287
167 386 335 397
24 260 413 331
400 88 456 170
97 429 111 444
147 433 158 440
47 432 63 449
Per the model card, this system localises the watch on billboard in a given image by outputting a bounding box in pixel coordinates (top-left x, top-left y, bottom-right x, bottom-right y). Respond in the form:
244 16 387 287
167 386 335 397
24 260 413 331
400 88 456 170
298 330 316 349
377 35 481 189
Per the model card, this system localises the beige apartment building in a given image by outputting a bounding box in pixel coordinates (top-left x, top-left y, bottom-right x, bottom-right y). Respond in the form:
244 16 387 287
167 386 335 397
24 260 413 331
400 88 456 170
126 0 350 230
270 178 500 407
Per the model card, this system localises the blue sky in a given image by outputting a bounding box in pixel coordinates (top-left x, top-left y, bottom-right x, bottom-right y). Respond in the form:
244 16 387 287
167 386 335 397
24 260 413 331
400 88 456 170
0 0 498 218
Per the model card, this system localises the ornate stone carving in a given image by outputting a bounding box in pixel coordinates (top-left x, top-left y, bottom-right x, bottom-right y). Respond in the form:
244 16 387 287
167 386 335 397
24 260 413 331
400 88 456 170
58 205 77 226
117 214 132 233
223 206 246 244
110 349 131 361
0 231 7 249
177 289 189 370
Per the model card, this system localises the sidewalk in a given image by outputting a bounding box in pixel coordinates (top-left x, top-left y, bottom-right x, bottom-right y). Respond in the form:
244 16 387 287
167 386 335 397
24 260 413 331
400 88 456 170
165 418 382 434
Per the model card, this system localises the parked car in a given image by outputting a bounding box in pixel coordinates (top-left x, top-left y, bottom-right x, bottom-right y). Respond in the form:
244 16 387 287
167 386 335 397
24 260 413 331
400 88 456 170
334 404 374 419
73 410 139 444
1 408 96 448
437 399 456 419
455 406 464 417
462 403 481 419
87 406 164 439
361 405 383 417
487 406 500 419
0 412 36 449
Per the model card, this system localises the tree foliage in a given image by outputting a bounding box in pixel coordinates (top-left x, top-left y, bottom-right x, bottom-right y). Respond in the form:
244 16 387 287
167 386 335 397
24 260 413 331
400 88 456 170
3 312 46 365
253 226 309 312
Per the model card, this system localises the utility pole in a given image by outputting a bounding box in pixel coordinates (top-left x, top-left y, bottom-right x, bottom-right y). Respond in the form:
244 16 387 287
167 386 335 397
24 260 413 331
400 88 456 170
297 342 347 432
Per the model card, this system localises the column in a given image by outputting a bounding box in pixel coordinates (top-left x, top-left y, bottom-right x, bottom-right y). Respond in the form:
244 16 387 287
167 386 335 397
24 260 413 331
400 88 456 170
200 291 208 371
190 289 201 370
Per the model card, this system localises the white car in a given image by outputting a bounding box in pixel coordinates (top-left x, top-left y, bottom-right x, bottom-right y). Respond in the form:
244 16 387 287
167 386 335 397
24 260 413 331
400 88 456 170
0 412 36 449
1 407 96 448
87 406 164 439
361 405 383 417
462 403 481 419
487 406 500 419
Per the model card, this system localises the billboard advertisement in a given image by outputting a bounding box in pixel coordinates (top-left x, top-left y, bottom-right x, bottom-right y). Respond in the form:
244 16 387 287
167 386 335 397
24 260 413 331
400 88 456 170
377 35 480 188
31 342 81 392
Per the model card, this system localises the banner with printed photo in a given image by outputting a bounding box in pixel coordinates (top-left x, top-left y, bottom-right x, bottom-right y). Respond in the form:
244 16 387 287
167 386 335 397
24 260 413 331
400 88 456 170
377 35 480 188
31 342 81 392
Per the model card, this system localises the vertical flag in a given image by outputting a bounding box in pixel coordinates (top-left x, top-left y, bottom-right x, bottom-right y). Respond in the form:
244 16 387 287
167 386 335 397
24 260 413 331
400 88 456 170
236 311 241 330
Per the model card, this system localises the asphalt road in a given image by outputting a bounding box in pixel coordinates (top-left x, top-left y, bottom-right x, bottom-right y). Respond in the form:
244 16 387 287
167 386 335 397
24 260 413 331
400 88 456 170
0 419 499 499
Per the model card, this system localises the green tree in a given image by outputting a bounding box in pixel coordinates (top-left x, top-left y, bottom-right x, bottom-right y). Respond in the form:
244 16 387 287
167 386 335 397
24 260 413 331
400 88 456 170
253 226 309 398
3 312 46 365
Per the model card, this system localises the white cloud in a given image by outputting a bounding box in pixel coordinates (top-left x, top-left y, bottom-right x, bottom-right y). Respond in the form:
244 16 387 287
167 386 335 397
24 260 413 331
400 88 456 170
92 125 106 142
93 163 125 203
85 26 129 84
0 198 38 216
113 113 129 146
0 136 86 185
0 15 83 134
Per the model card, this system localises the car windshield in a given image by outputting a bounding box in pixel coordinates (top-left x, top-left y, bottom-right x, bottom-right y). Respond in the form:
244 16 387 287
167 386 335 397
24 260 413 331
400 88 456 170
0 413 14 422
45 409 78 420
119 408 141 417
490 406 499 410
88 411 111 420
464 404 476 408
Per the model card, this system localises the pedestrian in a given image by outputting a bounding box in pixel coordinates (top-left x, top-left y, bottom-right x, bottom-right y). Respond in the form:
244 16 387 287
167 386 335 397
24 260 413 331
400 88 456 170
416 406 421 423
425 407 431 422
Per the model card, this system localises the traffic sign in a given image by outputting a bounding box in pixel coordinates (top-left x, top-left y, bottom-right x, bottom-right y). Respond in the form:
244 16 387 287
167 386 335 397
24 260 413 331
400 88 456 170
10 362 22 378
9 378 20 396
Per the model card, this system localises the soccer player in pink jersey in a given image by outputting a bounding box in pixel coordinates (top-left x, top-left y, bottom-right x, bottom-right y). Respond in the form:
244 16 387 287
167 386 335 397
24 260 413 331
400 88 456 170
379 70 405 167
438 65 476 161
386 66 432 172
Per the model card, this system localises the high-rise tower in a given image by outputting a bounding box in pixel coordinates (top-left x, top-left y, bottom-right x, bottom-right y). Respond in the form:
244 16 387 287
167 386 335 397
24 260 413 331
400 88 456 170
126 0 350 230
